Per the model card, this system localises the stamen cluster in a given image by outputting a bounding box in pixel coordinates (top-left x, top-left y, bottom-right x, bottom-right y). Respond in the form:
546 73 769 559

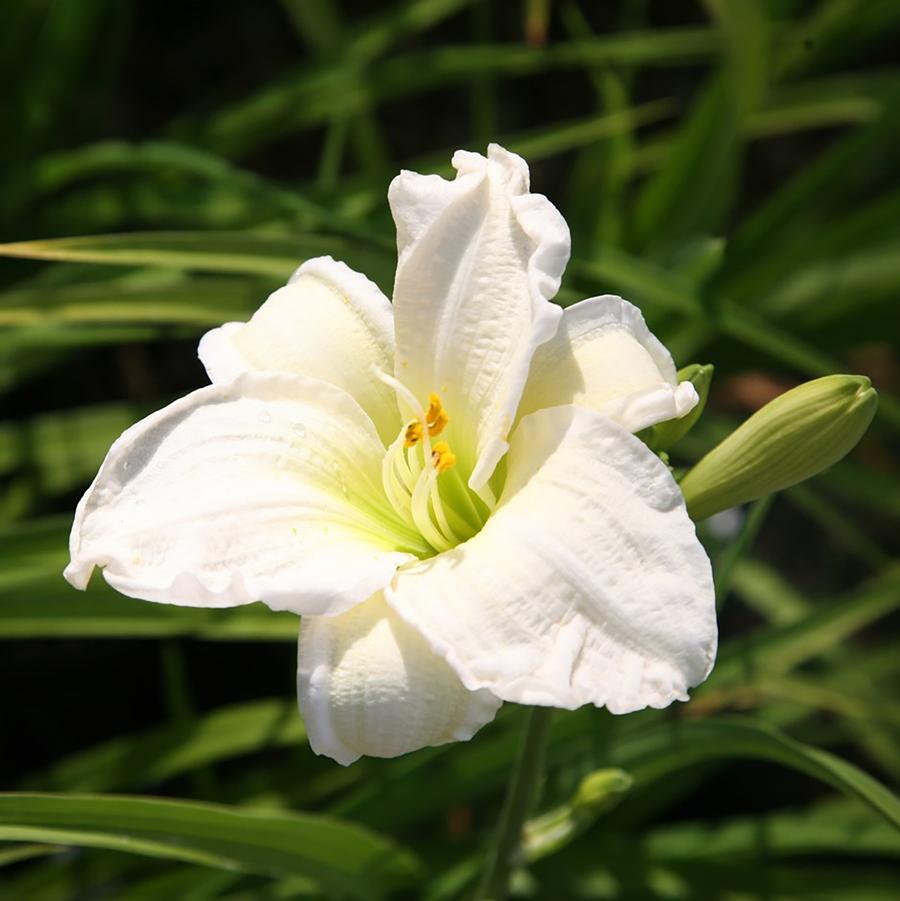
378 378 488 553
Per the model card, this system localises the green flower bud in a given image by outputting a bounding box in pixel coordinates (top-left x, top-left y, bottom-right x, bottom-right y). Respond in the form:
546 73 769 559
680 374 877 521
571 768 634 812
642 363 714 453
523 769 632 861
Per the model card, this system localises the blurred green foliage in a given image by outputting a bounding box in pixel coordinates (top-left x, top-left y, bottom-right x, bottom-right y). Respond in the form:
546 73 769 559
1 0 899 898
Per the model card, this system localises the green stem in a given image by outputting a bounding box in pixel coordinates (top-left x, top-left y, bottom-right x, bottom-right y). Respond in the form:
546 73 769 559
475 707 554 900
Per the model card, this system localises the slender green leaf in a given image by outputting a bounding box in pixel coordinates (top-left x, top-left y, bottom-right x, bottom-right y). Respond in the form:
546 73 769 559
25 699 303 793
747 70 900 138
114 865 247 900
613 718 900 828
569 247 702 317
189 28 719 157
776 0 900 79
0 794 422 898
757 239 900 323
712 496 775 604
729 558 812 625
630 0 766 249
0 403 155 513
710 566 900 684
10 140 345 230
726 92 900 266
647 803 900 861
0 232 395 289
716 302 900 430
0 579 297 641
0 275 267 327
786 483 890 566
0 844 65 868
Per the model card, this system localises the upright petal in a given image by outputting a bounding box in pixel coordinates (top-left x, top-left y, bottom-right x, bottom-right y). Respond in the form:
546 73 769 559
385 405 716 713
519 295 698 433
198 256 401 444
390 144 570 491
298 593 500 766
66 373 424 615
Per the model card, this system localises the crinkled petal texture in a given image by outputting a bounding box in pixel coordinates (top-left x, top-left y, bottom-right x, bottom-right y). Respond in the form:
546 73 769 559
389 143 570 491
520 295 698 433
298 593 501 765
385 404 717 713
65 372 421 615
198 256 401 445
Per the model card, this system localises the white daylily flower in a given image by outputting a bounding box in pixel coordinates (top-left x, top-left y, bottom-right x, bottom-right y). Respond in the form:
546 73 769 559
65 145 716 766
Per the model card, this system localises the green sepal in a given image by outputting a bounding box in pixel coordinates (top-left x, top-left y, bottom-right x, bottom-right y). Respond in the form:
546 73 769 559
642 363 714 453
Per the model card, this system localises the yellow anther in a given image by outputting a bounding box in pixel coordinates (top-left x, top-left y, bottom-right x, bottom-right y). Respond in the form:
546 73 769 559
426 393 449 437
431 441 456 474
404 420 423 447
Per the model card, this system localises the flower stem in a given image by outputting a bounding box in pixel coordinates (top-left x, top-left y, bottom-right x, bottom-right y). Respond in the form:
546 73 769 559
475 706 554 900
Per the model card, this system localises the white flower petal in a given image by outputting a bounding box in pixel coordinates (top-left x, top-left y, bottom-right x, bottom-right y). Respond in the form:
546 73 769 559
520 295 698 433
298 593 501 766
198 256 400 444
65 372 421 615
385 404 716 713
389 143 570 490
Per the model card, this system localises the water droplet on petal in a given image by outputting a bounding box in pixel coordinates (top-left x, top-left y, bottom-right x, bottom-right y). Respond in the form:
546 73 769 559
293 423 307 438
259 411 272 424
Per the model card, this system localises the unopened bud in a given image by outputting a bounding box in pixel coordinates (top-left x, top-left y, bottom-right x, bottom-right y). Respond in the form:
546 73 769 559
571 768 633 812
642 363 714 453
680 374 877 521
523 769 632 861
